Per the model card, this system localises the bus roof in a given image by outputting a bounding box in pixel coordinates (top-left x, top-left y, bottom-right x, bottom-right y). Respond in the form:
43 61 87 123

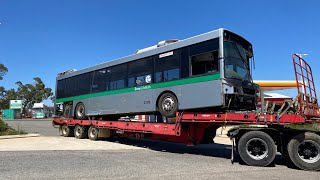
57 28 243 80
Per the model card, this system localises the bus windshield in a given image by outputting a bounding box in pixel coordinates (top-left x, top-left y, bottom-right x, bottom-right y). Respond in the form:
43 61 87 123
224 41 251 81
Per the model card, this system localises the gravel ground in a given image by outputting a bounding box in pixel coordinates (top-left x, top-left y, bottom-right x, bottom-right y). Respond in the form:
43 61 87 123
5 119 59 136
0 149 319 180
2 119 319 179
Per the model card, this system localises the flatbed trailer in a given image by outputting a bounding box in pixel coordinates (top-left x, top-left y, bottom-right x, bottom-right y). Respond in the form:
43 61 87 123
53 54 320 171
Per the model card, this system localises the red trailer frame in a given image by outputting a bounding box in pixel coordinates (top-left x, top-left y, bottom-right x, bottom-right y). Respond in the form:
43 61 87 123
53 111 308 145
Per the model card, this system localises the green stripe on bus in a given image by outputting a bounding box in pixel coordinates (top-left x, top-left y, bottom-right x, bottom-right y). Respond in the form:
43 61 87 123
56 74 220 103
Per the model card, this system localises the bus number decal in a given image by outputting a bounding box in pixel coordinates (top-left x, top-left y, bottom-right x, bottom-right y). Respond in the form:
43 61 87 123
144 101 150 104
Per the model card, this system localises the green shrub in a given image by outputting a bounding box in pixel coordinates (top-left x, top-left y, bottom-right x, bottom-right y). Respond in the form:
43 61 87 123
0 119 27 136
0 119 7 132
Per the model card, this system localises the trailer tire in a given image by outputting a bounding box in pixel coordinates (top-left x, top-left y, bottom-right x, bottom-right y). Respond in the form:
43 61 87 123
287 132 320 171
238 131 276 167
74 125 87 139
61 124 74 137
158 93 178 118
88 126 99 141
75 103 86 120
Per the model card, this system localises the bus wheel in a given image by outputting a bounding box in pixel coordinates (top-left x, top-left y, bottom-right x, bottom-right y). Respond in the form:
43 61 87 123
75 103 86 120
158 93 178 118
287 132 320 171
238 131 276 167
74 125 87 139
88 126 99 141
61 124 74 137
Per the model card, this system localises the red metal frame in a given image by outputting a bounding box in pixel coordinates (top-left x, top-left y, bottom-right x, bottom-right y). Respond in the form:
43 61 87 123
179 112 306 124
53 118 179 136
292 54 320 117
53 112 308 145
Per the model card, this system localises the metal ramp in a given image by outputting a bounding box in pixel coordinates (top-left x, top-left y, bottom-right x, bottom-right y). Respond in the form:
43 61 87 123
292 54 320 118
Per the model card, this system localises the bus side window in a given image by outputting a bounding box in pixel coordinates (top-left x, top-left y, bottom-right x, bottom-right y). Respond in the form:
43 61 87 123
92 69 107 93
191 51 219 76
128 58 153 87
64 77 75 97
155 50 180 83
108 64 127 90
128 77 136 87
74 72 93 96
57 79 65 99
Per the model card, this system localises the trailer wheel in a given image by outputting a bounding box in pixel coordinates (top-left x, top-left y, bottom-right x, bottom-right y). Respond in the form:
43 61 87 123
75 103 86 120
158 93 178 118
88 126 99 141
61 124 74 137
238 131 276 167
287 132 320 171
74 125 87 139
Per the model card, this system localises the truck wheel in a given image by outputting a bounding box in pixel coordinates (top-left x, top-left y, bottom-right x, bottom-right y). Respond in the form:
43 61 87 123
75 103 86 120
88 126 99 141
287 132 320 171
74 125 87 139
61 124 74 137
158 93 178 118
238 131 276 167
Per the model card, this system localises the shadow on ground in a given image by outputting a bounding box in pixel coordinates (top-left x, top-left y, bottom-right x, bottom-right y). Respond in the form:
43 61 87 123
102 137 232 158
100 137 298 170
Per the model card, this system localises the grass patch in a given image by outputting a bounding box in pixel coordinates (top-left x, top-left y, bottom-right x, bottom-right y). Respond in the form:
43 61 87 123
228 123 320 132
0 119 27 136
284 123 320 131
228 124 266 132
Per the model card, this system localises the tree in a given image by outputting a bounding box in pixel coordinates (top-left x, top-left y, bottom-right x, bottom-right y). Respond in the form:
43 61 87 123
0 87 18 110
0 64 8 80
16 77 53 114
0 86 6 110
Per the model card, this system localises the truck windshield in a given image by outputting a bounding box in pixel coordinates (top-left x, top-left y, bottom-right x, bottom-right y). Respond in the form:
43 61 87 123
224 41 251 81
33 108 43 113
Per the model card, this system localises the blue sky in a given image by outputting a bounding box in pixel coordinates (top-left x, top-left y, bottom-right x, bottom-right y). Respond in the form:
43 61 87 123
0 0 319 104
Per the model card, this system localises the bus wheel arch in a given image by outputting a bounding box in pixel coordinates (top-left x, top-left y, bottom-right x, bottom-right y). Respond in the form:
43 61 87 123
156 91 179 118
63 102 73 118
74 102 86 120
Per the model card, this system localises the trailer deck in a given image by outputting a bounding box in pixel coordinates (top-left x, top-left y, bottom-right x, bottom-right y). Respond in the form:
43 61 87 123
53 112 307 137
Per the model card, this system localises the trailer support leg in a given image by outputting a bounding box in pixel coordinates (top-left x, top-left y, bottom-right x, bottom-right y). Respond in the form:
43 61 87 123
231 137 235 164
